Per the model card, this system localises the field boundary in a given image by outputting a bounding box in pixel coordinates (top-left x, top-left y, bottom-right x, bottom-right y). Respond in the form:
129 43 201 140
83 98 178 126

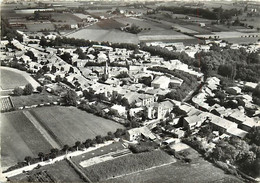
23 111 62 149
107 160 176 180
29 109 64 147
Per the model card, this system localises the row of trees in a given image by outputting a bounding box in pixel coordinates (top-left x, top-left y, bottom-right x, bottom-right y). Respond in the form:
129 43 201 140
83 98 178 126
21 129 126 167
156 6 242 21
39 36 138 50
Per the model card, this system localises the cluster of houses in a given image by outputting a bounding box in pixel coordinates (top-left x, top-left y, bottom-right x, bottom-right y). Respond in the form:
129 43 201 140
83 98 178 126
1 31 260 150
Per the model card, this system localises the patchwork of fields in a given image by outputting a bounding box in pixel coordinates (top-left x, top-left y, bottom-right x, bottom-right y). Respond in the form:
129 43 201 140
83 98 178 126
104 148 243 183
67 28 139 44
67 16 195 44
83 150 175 182
1 111 53 171
29 106 124 146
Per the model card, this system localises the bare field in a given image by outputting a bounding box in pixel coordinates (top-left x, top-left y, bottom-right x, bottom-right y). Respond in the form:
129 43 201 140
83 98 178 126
29 106 124 146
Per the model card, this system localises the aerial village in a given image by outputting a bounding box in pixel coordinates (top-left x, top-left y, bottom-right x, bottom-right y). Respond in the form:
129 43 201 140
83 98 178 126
1 0 260 182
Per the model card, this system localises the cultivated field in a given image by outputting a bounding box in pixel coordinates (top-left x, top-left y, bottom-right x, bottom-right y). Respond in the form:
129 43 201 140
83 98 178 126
105 148 243 183
67 28 139 44
83 150 175 182
0 97 13 112
29 106 124 146
50 12 81 23
25 22 55 32
9 160 83 182
1 111 53 171
94 19 125 29
0 67 40 90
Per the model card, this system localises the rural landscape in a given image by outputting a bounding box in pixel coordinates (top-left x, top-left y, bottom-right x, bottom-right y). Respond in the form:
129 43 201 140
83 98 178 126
1 0 260 182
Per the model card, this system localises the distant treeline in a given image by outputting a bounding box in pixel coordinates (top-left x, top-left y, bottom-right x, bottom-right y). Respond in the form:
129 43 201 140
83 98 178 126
156 6 242 21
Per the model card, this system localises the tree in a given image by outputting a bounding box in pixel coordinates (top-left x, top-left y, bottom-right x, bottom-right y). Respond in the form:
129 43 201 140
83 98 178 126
24 156 32 165
84 139 94 148
95 135 104 144
38 152 45 162
50 148 59 159
55 75 62 83
39 36 47 47
13 87 24 96
63 144 69 154
60 52 72 64
246 126 260 146
253 84 260 98
23 83 34 95
63 90 77 106
75 141 81 151
36 86 43 93
51 65 57 73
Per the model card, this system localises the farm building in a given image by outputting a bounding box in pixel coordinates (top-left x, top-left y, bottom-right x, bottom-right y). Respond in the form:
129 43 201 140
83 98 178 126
126 126 156 141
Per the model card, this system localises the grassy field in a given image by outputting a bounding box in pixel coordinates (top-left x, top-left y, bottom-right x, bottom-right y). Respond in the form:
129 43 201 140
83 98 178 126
0 67 30 90
11 92 60 108
29 106 124 146
83 150 175 182
0 67 40 90
9 160 83 182
105 148 243 183
1 111 53 170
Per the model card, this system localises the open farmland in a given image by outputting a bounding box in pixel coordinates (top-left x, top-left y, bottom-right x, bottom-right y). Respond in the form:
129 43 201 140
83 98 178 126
94 19 125 29
9 160 83 182
0 67 40 90
50 12 81 23
67 28 139 44
29 106 124 146
83 150 175 182
105 148 243 183
25 22 55 32
1 111 53 171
